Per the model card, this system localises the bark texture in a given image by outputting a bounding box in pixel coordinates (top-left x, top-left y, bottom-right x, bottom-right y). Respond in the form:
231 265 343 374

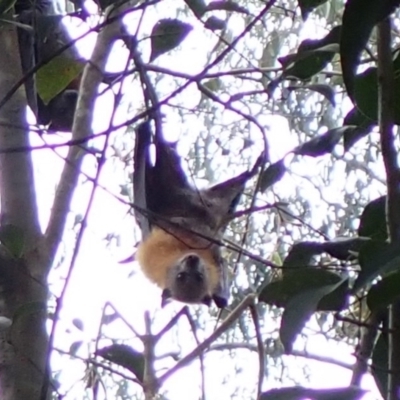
0 19 50 400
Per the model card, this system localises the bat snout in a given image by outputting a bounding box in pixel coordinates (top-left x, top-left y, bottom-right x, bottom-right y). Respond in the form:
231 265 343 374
185 254 201 269
176 254 205 284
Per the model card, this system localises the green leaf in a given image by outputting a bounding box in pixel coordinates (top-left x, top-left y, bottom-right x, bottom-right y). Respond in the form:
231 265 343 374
260 386 366 400
357 196 387 241
37 56 84 105
303 84 335 106
293 127 348 157
184 0 207 18
343 107 376 152
34 15 84 104
353 241 400 293
259 160 286 192
282 241 324 269
204 16 226 31
281 47 336 81
259 269 348 312
202 78 222 92
97 344 145 382
341 0 400 99
70 341 83 356
322 237 369 261
72 318 84 331
279 26 340 81
206 0 249 14
297 0 329 20
149 19 193 62
0 224 25 258
353 67 400 125
367 270 400 311
280 277 345 352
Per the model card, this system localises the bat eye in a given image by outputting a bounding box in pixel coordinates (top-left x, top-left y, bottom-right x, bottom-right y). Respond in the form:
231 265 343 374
176 272 188 282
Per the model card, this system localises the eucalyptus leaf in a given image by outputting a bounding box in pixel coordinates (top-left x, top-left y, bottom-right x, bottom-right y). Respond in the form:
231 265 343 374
97 344 145 382
150 19 193 62
280 277 345 352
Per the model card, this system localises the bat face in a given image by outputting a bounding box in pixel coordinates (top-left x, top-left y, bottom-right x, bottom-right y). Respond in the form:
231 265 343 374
164 254 213 305
136 227 219 306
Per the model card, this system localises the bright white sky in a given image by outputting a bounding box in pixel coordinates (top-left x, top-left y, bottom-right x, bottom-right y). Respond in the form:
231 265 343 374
26 1 386 398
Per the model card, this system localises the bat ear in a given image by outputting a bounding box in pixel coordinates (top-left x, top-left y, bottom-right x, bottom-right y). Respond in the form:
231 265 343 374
201 295 212 307
161 288 172 308
212 294 228 309
211 255 231 308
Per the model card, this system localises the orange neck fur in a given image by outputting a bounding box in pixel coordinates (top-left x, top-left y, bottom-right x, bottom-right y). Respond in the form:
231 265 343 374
136 227 219 290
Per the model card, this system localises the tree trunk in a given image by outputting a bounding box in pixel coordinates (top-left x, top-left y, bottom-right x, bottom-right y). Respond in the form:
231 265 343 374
0 18 50 400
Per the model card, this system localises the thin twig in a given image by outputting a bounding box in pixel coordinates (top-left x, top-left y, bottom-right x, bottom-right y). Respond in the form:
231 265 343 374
209 343 355 370
230 203 280 219
183 308 206 400
197 82 267 148
143 311 158 399
158 294 256 386
155 307 188 341
104 301 142 338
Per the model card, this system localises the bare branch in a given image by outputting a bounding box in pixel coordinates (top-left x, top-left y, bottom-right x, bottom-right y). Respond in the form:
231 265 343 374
209 343 355 370
158 294 256 386
155 307 189 341
44 11 120 262
183 309 206 400
143 311 158 400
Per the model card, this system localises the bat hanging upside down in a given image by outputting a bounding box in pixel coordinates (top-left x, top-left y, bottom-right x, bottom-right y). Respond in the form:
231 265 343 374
133 120 261 308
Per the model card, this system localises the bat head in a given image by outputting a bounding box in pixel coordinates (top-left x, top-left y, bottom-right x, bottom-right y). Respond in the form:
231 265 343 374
163 253 213 306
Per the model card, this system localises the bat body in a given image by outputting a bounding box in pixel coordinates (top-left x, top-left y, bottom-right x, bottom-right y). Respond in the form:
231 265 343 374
15 0 80 132
134 120 259 308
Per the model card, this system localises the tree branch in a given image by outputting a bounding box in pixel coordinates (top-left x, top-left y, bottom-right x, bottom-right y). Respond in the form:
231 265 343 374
209 343 355 370
351 310 384 385
376 18 400 400
44 11 120 263
143 311 158 400
158 294 256 387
